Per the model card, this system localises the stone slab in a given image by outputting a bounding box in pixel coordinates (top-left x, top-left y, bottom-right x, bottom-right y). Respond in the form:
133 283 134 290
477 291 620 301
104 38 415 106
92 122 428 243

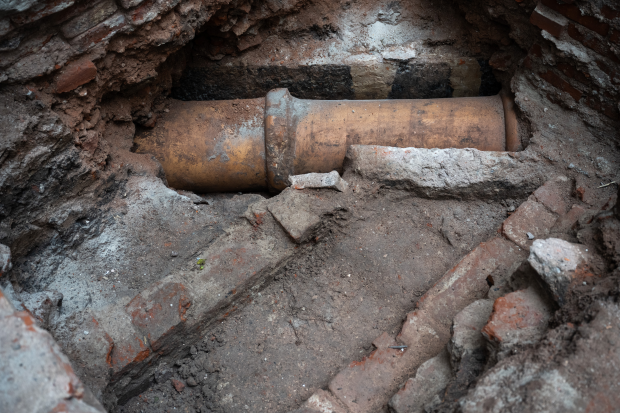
344 145 544 200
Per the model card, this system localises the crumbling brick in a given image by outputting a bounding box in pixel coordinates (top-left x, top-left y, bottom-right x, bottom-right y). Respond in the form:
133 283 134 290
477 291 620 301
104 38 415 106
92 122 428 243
538 70 583 102
55 58 97 93
125 281 192 352
482 287 551 357
533 176 570 215
541 0 609 36
567 23 619 64
502 198 558 249
530 3 567 38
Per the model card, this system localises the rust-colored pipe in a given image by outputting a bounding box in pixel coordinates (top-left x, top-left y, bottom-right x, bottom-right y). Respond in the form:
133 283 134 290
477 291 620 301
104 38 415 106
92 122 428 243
134 89 518 193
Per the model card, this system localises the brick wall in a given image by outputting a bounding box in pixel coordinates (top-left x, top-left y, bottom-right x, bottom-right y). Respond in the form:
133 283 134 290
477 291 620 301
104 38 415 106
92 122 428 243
527 0 620 122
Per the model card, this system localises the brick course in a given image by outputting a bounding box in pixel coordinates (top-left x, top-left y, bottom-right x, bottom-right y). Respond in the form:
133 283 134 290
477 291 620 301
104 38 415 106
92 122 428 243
538 70 583 102
541 0 609 36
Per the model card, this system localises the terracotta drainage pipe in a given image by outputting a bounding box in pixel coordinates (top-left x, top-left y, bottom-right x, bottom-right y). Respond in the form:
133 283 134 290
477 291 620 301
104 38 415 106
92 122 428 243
135 88 519 193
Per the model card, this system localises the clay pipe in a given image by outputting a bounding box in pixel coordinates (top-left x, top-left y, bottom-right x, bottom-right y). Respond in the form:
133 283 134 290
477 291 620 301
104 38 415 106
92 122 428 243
134 88 518 193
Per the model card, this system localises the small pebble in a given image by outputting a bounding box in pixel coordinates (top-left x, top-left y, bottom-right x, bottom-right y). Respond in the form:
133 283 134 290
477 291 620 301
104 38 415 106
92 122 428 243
527 232 535 240
171 251 178 257
84 331 89 335
568 163 575 169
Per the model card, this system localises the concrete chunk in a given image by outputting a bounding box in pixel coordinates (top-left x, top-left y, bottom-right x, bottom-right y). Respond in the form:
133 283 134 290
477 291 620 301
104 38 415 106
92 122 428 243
344 145 543 199
528 238 591 306
289 171 348 192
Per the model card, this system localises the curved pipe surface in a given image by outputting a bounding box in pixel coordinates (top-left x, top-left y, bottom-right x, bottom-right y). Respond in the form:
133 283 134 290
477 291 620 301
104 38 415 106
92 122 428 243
135 89 514 193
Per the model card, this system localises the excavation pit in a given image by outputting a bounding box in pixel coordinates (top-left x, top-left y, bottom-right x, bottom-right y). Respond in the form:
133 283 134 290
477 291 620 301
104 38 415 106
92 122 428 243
0 0 619 412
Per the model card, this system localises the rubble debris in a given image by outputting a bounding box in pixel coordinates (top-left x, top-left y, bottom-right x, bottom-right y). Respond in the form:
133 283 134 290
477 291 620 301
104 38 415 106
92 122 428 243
482 287 552 362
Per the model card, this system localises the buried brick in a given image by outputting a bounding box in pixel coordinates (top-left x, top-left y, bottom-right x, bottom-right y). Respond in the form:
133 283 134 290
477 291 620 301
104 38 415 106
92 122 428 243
328 332 409 413
125 281 191 352
319 237 525 413
502 198 558 249
482 287 552 361
55 58 97 93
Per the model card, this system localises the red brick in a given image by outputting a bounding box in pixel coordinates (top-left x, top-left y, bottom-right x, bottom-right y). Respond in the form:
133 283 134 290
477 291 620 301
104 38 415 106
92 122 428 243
482 288 551 345
585 96 620 121
55 58 97 93
610 29 620 46
556 62 589 84
533 176 570 215
502 198 558 249
70 12 127 53
530 43 543 57
552 204 586 233
126 281 191 352
10 0 75 26
567 23 619 63
172 378 185 393
329 332 410 413
414 237 526 329
530 4 567 38
601 5 620 20
595 59 620 85
541 0 609 36
539 70 583 102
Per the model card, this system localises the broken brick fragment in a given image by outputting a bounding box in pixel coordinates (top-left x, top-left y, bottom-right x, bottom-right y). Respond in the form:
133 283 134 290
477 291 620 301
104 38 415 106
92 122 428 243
55 59 97 93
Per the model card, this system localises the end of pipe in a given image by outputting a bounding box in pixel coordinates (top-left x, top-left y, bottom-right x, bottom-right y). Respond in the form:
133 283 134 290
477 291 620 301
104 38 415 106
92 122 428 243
500 90 520 152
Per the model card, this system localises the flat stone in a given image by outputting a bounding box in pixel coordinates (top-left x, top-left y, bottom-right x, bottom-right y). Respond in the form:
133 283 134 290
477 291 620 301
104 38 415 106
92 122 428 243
482 287 552 361
448 299 494 373
0 243 11 274
389 348 452 413
502 198 558 250
344 145 544 200
528 238 592 306
289 171 348 192
268 189 322 243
